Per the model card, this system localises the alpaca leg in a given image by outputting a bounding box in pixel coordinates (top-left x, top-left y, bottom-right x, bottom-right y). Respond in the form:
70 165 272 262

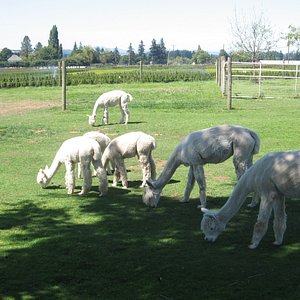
180 167 195 203
92 159 108 196
193 165 206 208
139 154 151 188
119 103 125 124
248 192 260 208
249 195 273 249
121 103 130 124
102 107 109 125
77 163 82 179
112 168 120 186
79 163 92 195
117 159 128 188
272 195 287 246
64 161 75 194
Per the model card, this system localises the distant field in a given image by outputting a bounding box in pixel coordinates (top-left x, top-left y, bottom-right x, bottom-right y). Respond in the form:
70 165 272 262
1 81 300 299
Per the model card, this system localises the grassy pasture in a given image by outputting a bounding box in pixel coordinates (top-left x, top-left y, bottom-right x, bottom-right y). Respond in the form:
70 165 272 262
1 81 300 299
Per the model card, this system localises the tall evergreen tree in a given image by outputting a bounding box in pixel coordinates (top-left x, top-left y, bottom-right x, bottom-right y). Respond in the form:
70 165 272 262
20 35 33 59
127 43 135 65
138 40 145 61
149 39 159 64
158 38 167 64
113 47 120 64
48 25 61 59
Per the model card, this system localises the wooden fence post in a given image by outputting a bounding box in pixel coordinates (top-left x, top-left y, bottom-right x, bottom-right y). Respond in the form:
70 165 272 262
61 60 66 111
227 57 232 110
221 56 226 96
140 60 143 82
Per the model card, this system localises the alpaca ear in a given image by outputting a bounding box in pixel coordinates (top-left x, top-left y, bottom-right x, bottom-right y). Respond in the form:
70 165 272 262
201 208 215 217
45 165 49 171
146 179 155 188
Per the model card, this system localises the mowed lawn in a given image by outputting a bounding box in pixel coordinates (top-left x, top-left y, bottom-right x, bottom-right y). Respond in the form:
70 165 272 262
1 81 300 300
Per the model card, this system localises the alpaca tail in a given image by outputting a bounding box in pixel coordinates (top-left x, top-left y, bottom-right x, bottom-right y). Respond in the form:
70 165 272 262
101 148 110 170
92 144 102 161
250 130 260 154
127 93 133 102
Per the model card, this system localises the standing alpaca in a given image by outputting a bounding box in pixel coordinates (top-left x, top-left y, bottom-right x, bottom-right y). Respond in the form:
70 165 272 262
143 125 260 208
201 150 300 249
102 131 157 188
88 90 133 126
37 136 108 196
77 131 113 178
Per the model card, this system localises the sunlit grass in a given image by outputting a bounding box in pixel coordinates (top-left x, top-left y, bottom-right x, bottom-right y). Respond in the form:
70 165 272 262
1 81 300 299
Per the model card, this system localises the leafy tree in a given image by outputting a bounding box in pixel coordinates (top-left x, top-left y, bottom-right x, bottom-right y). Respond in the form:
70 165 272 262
99 50 115 64
284 25 300 60
192 46 211 64
34 42 43 52
0 47 12 61
20 36 33 59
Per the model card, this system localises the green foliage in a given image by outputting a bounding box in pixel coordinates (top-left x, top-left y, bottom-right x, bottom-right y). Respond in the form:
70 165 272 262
0 65 213 88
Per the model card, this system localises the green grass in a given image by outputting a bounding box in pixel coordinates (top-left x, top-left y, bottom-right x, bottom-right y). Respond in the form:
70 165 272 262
1 81 300 299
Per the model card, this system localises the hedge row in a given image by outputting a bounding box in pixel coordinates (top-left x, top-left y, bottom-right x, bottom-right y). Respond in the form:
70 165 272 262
0 69 212 88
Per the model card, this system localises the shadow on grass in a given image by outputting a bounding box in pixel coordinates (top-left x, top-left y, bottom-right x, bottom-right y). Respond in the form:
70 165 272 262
93 121 145 127
1 189 300 299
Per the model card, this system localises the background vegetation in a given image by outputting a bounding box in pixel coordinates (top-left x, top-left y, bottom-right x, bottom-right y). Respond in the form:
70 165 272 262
1 80 300 299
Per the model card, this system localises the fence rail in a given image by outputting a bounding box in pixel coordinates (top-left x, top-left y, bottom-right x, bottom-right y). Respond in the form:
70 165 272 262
216 58 300 108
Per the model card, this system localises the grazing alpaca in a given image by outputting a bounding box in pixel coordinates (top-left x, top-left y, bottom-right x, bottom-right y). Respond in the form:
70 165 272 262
37 136 108 196
102 131 157 188
143 125 260 208
77 131 112 178
88 90 133 126
201 150 300 249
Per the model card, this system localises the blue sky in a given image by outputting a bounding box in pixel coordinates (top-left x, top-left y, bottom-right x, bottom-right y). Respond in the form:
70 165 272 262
1 0 299 52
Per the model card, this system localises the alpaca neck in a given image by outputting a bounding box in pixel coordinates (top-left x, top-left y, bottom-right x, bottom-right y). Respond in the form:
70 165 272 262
45 154 62 180
91 99 102 116
155 149 182 189
217 174 254 224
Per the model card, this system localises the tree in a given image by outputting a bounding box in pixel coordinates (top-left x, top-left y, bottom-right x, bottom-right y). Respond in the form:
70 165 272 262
34 42 43 52
0 48 12 61
20 36 33 59
284 25 300 60
48 25 62 59
192 46 211 64
231 9 277 62
127 43 135 65
158 38 167 64
138 40 145 61
149 39 159 64
113 47 120 64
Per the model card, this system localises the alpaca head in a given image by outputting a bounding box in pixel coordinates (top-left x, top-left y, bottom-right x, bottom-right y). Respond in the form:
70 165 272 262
88 115 96 126
142 179 161 208
200 208 226 242
36 167 50 188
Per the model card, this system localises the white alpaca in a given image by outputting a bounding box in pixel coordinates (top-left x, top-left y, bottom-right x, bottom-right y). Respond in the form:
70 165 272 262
102 131 157 188
143 125 260 208
37 136 108 196
88 90 133 126
77 131 112 178
201 150 300 249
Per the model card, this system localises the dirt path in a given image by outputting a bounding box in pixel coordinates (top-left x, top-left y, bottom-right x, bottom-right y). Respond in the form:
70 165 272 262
0 101 60 116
